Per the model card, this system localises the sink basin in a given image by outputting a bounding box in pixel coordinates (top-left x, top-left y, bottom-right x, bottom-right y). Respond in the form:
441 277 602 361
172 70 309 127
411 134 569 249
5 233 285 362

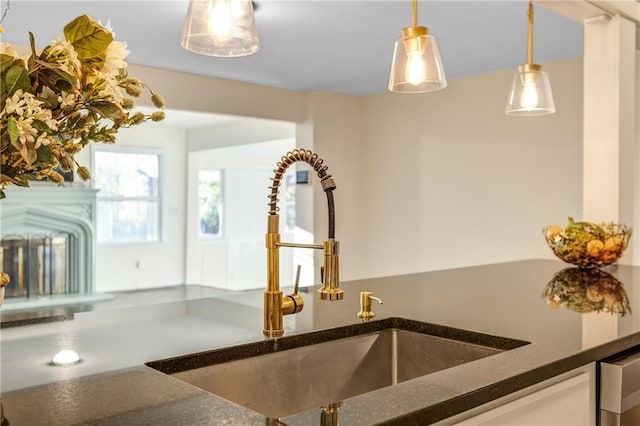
147 317 527 419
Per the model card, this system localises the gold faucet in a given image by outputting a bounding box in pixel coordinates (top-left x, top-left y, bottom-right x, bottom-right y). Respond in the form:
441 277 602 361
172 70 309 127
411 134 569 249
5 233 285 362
264 149 343 338
320 401 342 426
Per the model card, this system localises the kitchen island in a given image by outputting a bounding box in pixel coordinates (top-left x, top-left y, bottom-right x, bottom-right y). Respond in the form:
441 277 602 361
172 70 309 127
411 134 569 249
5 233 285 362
2 259 639 424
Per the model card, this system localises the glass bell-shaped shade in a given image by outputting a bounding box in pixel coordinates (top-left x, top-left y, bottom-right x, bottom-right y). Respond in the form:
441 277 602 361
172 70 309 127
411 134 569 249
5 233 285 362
505 64 555 116
388 28 447 93
181 0 259 57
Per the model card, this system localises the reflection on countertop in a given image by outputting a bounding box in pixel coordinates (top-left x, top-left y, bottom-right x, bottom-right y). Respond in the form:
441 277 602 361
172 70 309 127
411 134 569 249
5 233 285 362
0 284 234 328
2 259 640 425
543 267 630 316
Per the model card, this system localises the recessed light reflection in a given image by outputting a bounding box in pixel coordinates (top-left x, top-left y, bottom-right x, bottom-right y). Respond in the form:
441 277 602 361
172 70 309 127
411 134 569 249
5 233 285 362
50 349 81 366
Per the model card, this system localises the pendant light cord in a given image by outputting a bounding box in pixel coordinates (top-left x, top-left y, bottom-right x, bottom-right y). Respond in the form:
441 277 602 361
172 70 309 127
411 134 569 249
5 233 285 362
412 0 418 27
527 0 534 65
0 0 10 26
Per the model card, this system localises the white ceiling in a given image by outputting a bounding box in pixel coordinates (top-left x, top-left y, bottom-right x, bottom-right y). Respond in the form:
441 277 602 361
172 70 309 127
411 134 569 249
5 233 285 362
2 0 583 97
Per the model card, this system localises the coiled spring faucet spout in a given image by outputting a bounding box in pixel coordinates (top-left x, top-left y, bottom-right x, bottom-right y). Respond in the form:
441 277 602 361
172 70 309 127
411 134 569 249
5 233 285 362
264 149 342 337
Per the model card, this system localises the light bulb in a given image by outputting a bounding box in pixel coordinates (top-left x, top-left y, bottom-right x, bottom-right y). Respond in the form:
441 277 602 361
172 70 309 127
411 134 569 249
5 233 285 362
406 51 426 86
520 82 539 110
208 0 233 40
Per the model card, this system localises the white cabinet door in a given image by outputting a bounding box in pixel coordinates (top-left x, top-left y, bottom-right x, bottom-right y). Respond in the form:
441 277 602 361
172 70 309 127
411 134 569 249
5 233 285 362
452 365 595 426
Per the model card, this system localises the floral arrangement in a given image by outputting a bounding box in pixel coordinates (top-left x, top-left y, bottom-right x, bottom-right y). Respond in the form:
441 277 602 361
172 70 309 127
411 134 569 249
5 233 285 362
543 267 630 316
543 217 631 268
0 14 165 198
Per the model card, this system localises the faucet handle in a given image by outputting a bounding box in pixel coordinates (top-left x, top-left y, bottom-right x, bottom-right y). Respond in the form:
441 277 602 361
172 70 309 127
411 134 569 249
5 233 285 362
283 265 304 315
358 291 383 321
293 264 301 295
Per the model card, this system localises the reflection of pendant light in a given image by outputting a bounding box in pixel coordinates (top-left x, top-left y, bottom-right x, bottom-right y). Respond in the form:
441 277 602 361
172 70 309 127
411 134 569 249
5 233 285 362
181 0 259 57
388 0 447 93
50 350 81 367
505 0 555 116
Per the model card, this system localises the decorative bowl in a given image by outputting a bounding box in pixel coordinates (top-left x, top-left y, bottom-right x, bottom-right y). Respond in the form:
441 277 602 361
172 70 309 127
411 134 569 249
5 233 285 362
543 267 630 316
543 218 631 268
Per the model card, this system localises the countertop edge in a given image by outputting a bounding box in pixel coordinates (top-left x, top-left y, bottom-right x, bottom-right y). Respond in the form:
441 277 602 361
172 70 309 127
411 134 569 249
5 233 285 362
378 332 640 424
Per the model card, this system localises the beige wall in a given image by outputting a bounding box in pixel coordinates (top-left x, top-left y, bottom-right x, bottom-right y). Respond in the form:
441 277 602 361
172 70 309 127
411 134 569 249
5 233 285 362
298 91 367 281
127 64 306 123
358 57 584 278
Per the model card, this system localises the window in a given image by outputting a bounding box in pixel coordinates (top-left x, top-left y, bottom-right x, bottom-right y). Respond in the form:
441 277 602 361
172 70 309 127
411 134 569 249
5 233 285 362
94 149 161 243
198 170 223 238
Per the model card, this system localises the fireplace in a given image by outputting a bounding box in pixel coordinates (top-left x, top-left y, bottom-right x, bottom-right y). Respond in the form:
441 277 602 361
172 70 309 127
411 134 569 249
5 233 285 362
0 185 98 299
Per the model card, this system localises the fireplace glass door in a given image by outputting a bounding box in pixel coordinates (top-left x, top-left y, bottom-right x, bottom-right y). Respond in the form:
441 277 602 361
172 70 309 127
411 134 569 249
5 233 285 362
0 233 71 298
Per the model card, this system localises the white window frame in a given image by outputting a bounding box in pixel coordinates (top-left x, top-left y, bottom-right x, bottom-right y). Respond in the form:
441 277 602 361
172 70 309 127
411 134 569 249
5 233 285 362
91 145 165 245
198 168 225 240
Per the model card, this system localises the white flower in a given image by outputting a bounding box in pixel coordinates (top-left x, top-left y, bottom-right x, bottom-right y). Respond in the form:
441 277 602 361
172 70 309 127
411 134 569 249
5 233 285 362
34 109 58 132
25 95 45 114
2 90 58 131
58 91 77 109
16 117 37 145
2 90 27 116
47 37 73 57
86 72 122 102
45 38 82 77
103 41 129 74
34 132 51 149
99 19 114 34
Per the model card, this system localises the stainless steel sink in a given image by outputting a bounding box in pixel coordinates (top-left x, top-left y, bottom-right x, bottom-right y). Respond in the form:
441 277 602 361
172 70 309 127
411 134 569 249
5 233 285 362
147 317 527 419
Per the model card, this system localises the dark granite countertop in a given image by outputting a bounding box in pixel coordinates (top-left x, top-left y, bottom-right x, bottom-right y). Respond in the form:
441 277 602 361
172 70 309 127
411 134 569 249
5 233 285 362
3 259 640 425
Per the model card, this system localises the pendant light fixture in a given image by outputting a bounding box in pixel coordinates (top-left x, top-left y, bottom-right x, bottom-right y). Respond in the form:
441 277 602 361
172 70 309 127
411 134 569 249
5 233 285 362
388 0 447 93
181 0 259 57
505 0 555 116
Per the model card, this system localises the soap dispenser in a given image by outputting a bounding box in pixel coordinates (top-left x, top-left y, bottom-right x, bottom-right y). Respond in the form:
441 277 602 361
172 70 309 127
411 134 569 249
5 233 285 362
358 291 383 321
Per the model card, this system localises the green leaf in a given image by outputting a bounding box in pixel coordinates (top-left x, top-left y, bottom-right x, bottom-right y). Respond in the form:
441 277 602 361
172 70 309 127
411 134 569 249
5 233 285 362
36 144 53 163
54 68 77 86
32 59 78 87
0 54 18 72
29 32 37 60
7 117 19 145
32 58 76 80
12 175 31 187
32 119 54 133
54 78 73 92
87 101 125 122
4 64 32 96
36 87 58 109
63 15 113 63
